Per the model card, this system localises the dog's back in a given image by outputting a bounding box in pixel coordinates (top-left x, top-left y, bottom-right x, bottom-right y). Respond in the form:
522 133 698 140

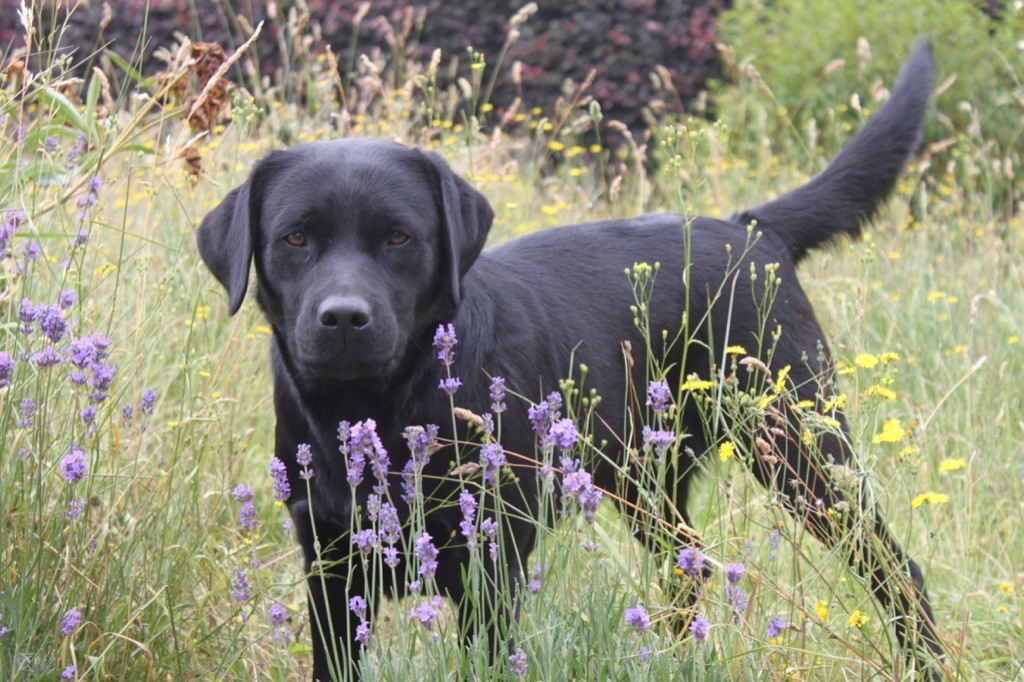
734 40 934 263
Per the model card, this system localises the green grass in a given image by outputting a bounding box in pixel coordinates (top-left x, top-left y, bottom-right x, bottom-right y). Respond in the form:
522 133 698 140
1 6 1022 681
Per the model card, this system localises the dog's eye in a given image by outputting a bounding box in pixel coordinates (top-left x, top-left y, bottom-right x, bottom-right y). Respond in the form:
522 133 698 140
387 230 411 246
285 231 307 247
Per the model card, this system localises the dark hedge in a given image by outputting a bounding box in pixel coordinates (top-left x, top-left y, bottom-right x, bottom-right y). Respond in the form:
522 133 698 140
1 0 726 133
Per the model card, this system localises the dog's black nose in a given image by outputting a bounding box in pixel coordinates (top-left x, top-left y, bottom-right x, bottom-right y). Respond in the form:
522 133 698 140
318 296 371 330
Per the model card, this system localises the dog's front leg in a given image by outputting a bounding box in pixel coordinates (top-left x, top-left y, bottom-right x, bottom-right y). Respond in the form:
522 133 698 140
293 502 368 682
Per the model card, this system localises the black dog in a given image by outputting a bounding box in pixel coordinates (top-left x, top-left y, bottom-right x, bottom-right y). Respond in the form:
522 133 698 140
199 41 944 680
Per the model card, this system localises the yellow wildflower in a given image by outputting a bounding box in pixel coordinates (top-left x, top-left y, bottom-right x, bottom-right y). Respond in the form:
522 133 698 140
854 353 879 369
814 599 829 621
865 385 896 401
872 418 907 444
681 378 714 392
725 345 747 355
718 441 736 463
773 365 791 395
999 582 1014 596
911 492 950 509
938 458 965 474
848 610 869 628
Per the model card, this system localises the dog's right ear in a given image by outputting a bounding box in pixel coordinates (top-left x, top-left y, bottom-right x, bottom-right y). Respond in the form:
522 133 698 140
197 168 263 316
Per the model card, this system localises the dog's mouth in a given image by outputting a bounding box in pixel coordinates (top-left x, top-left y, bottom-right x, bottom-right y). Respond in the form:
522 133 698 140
293 350 401 383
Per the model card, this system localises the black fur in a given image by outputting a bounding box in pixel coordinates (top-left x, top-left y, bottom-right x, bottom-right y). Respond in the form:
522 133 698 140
198 41 944 681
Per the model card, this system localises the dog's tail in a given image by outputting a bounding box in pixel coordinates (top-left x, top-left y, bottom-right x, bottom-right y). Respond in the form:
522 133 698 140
733 40 934 263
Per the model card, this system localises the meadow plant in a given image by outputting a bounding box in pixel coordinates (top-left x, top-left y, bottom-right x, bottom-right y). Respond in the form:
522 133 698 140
1 3 1021 680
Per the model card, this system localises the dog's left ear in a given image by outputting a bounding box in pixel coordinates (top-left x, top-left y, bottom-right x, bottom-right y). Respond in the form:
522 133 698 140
197 180 254 316
424 151 494 308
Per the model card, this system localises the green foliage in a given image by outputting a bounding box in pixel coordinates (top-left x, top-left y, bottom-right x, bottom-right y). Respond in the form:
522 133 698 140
716 0 1023 206
2 3 1023 680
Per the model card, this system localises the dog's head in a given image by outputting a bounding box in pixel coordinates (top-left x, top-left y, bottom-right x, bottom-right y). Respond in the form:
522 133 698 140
197 139 493 384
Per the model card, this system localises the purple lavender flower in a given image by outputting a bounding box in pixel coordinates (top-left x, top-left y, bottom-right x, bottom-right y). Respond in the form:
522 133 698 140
624 604 650 635
349 596 368 620
89 363 116 403
410 595 443 630
269 603 288 627
0 351 14 387
638 645 651 663
296 443 314 480
65 134 86 167
727 585 749 620
480 517 499 560
18 301 36 334
366 493 382 522
562 462 603 523
0 211 19 259
38 305 68 343
0 613 9 640
58 289 77 309
414 533 439 580
60 665 76 680
405 421 438 464
677 547 704 578
350 419 388 488
528 563 543 594
21 240 40 261
400 460 417 503
79 405 96 425
139 387 157 416
65 498 87 520
31 347 62 368
60 447 87 483
383 546 400 569
438 376 462 396
231 568 251 601
378 502 401 546
480 442 507 486
489 376 507 413
269 457 290 501
563 468 592 497
580 486 603 523
61 609 82 636
433 323 457 365
459 489 477 548
20 300 38 331
549 418 579 451
122 403 134 423
767 616 787 639
528 391 563 437
238 501 258 532
352 529 379 556
17 398 35 428
642 425 675 460
355 619 373 646
647 379 672 414
232 484 254 503
724 562 745 585
689 613 709 642
768 528 781 561
296 443 312 467
509 647 528 678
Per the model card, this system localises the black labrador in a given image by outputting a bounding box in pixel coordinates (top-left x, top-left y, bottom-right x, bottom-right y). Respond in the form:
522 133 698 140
199 41 945 680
